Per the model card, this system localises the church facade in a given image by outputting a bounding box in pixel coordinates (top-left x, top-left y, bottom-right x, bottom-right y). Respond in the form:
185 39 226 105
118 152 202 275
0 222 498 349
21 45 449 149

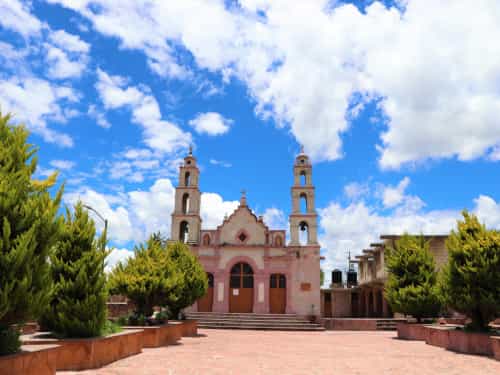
170 149 321 316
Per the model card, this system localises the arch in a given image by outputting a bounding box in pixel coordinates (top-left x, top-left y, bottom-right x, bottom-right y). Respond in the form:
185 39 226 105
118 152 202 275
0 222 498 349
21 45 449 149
182 193 190 214
184 171 191 186
274 235 283 247
229 262 254 313
202 233 211 246
299 221 309 245
299 192 308 213
300 170 307 185
179 221 189 243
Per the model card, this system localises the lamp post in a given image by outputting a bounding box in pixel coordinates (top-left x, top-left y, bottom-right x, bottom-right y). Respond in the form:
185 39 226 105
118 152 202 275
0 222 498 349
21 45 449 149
82 204 108 251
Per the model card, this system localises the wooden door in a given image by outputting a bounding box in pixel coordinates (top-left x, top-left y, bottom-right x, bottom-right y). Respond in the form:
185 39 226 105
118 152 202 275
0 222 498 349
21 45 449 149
269 274 286 314
229 263 254 313
324 291 332 317
197 273 214 312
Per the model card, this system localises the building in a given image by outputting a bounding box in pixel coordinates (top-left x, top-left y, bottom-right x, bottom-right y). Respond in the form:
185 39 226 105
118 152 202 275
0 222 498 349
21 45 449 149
321 235 449 318
170 148 322 316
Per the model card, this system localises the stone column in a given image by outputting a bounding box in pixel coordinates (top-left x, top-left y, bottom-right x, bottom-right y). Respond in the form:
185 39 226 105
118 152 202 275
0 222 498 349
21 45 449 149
253 273 267 313
212 270 227 313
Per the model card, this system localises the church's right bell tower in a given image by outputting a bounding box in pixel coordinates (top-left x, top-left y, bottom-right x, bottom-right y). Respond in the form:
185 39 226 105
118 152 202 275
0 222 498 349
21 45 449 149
289 147 318 245
170 147 202 244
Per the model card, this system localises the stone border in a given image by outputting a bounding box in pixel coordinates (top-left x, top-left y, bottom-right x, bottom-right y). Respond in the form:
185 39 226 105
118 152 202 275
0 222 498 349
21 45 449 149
170 320 198 337
396 322 428 341
0 344 59 375
123 324 182 347
22 329 143 371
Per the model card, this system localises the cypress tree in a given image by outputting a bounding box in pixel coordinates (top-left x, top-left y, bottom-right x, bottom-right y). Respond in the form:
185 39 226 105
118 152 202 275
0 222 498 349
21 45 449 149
441 211 500 331
44 202 108 337
385 234 441 323
166 241 207 319
0 113 63 355
108 235 180 319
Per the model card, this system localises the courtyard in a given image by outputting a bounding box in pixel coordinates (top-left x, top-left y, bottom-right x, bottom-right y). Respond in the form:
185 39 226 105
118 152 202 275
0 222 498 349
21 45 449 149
63 329 500 375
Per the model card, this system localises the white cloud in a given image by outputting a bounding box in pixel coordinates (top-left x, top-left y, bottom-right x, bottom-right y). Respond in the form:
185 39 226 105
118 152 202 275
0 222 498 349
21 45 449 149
200 193 239 229
474 195 500 229
0 77 75 147
381 177 410 208
344 182 369 201
209 159 232 168
49 29 90 53
95 69 191 153
50 159 75 170
0 0 43 37
189 112 232 136
262 207 287 229
49 0 500 168
105 247 133 273
87 104 111 128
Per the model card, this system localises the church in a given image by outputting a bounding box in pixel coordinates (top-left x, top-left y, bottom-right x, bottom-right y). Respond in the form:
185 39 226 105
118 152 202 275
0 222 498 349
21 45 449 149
170 149 321 317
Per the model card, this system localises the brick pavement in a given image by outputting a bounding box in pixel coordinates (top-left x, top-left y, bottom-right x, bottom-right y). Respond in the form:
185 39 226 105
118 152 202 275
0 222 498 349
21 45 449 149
61 329 500 375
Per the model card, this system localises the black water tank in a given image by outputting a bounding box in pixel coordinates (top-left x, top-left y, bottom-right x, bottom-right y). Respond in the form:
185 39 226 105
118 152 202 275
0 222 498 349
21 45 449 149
331 269 342 285
347 270 357 286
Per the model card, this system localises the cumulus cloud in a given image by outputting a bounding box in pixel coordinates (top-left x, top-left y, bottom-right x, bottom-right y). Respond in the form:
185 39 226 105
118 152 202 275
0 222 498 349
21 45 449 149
262 207 287 229
49 0 500 168
50 159 75 170
105 247 133 273
381 177 410 208
200 193 239 229
0 0 42 37
95 68 191 153
189 112 232 136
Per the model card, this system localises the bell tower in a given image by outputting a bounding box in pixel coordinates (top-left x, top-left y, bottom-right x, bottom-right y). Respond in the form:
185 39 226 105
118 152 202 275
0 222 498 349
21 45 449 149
289 147 318 245
170 147 202 244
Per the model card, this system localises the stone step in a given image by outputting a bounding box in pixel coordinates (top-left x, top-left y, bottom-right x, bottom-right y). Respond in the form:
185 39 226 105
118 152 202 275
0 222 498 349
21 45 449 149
187 312 304 318
196 320 320 326
189 317 311 323
198 324 325 331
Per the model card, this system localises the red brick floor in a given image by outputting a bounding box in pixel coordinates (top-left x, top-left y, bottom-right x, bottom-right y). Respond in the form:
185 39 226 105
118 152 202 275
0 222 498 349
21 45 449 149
62 329 500 375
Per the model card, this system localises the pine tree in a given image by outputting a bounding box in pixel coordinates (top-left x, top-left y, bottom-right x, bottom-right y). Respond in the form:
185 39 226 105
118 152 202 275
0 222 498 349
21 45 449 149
108 235 181 319
165 241 207 319
440 211 500 331
385 234 441 323
0 113 63 355
44 202 108 338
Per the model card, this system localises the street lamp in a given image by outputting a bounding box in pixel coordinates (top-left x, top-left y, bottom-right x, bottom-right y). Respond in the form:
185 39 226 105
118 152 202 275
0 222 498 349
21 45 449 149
82 204 108 250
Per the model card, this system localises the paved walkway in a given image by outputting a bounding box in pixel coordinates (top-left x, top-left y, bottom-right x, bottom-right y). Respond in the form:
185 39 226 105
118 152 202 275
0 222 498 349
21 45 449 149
63 329 500 375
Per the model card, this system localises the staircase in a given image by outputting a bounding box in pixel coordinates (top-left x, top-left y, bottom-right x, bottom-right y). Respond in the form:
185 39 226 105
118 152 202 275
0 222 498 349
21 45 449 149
185 312 325 331
376 318 406 330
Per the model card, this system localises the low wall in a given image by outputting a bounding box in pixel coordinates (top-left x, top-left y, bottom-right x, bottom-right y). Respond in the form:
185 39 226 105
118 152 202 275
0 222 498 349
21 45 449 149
0 344 59 375
123 324 182 347
22 330 143 371
321 318 378 331
425 326 452 348
170 320 198 337
397 323 428 341
492 337 500 361
447 329 493 356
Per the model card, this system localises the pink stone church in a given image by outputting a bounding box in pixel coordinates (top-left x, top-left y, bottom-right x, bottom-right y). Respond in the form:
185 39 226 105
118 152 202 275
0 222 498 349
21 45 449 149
170 149 321 316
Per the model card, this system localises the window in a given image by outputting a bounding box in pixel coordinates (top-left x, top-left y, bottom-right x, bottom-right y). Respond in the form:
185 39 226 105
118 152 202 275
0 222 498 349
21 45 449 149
270 274 286 289
299 193 308 213
274 235 283 247
207 273 214 288
325 292 332 302
184 172 191 186
202 234 211 246
182 193 190 214
179 221 189 243
299 221 309 245
230 262 254 289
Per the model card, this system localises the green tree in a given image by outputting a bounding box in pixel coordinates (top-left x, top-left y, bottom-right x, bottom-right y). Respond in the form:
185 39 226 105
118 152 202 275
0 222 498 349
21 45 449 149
440 211 500 331
108 235 180 318
0 113 63 355
165 241 208 319
43 202 108 338
385 234 441 323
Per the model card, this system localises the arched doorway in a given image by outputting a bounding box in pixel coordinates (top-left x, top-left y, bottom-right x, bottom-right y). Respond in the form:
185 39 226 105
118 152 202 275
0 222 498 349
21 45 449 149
197 273 214 312
269 274 286 314
229 262 254 313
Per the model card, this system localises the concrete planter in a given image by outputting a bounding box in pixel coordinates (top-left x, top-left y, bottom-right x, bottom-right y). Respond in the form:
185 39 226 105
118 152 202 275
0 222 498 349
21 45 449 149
491 336 500 361
425 325 452 348
0 344 59 375
22 329 143 371
447 329 493 356
123 324 182 347
170 320 198 337
397 322 428 341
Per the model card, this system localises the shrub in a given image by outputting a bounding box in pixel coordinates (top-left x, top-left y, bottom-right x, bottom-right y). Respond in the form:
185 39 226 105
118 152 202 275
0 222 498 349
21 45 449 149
42 202 108 338
108 235 181 321
165 241 208 319
0 113 63 354
385 234 441 323
440 211 500 331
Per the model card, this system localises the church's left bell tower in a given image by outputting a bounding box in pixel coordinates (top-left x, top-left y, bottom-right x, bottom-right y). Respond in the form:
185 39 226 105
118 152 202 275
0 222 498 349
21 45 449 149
170 147 201 244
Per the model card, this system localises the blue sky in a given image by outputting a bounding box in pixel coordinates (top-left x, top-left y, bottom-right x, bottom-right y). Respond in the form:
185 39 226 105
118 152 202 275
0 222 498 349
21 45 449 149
1 0 499 278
